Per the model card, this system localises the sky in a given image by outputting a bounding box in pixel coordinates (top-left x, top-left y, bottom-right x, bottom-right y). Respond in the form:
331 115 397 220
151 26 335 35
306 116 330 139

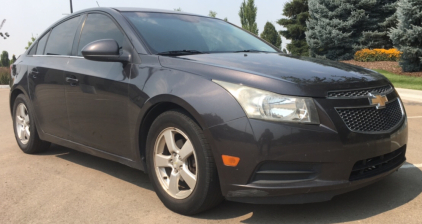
0 0 290 58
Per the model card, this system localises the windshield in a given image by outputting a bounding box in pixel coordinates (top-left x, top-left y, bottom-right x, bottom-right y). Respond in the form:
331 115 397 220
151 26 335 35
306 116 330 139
122 12 278 54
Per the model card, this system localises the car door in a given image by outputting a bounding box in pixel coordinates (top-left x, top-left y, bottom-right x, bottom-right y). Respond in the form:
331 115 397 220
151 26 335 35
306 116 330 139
65 13 133 158
27 16 81 139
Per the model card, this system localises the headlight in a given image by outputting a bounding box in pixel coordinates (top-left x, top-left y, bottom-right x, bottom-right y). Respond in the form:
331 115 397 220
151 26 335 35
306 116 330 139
214 80 320 124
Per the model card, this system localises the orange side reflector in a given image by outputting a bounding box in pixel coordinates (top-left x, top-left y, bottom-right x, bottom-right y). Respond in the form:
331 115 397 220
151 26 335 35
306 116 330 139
222 155 240 167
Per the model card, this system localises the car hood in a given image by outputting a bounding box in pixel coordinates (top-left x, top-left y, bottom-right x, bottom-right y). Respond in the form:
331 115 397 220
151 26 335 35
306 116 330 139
158 53 390 97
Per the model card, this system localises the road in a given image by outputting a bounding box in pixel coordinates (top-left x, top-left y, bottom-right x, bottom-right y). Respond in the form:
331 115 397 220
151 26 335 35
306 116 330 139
0 88 421 224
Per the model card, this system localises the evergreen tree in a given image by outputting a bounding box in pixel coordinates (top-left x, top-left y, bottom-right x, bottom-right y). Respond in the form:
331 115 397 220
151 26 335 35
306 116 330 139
239 0 259 35
260 22 282 49
306 0 369 60
358 0 398 50
277 0 309 56
1 51 10 67
389 0 422 72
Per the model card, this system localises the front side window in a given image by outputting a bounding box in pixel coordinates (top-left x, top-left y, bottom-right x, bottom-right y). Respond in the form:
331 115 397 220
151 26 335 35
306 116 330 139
122 12 278 54
35 32 50 55
44 16 80 55
28 43 37 55
77 14 124 56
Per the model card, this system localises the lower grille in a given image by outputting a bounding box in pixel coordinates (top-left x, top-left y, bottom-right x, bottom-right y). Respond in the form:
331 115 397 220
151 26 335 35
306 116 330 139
250 162 320 184
349 146 406 181
336 99 403 133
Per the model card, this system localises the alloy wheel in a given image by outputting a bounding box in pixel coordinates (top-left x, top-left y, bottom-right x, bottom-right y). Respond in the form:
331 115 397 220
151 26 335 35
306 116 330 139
15 103 30 145
153 127 197 199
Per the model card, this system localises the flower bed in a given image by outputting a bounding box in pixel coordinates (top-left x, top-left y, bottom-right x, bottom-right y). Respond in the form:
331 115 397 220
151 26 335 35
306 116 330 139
354 49 402 62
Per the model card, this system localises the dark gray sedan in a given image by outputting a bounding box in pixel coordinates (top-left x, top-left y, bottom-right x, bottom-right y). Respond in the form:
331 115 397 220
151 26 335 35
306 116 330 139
9 8 407 215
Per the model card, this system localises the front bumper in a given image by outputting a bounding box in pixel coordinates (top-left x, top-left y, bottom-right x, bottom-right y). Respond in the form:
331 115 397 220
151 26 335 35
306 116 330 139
207 93 408 204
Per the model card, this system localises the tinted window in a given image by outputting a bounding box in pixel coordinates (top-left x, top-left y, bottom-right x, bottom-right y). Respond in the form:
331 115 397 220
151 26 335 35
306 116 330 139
77 14 124 56
35 32 50 55
123 12 277 54
44 16 80 55
28 43 37 55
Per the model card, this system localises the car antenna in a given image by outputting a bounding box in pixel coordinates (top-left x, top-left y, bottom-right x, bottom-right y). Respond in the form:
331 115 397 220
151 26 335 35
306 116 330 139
96 1 100 7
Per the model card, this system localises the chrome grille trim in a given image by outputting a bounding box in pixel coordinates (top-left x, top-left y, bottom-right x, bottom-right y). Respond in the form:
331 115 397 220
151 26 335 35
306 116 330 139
327 85 394 99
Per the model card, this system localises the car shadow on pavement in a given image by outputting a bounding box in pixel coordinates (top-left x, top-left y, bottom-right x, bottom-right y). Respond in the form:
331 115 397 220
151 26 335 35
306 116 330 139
195 165 422 223
37 145 421 223
37 144 153 191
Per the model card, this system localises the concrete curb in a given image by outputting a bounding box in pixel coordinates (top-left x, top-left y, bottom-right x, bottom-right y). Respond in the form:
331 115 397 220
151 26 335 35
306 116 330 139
396 88 422 103
0 85 10 89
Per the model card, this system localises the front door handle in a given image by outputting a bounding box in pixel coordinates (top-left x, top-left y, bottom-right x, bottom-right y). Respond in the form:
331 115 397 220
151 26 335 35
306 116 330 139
31 68 39 78
66 77 79 86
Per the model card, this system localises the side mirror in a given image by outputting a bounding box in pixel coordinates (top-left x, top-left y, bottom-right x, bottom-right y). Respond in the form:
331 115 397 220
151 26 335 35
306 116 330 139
81 39 130 63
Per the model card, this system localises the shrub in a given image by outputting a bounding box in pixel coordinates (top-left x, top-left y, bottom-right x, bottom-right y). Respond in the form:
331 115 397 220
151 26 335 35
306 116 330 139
0 67 11 85
354 48 402 62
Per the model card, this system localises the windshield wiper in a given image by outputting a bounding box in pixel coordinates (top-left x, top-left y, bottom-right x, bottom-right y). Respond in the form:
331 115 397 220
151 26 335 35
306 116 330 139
234 49 270 53
156 50 207 56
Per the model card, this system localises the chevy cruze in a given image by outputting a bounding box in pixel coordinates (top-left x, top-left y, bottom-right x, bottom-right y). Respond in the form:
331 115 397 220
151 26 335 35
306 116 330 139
9 8 407 215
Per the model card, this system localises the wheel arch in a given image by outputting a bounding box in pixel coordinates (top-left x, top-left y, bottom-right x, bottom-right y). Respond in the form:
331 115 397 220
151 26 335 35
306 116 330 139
137 94 208 171
9 86 28 116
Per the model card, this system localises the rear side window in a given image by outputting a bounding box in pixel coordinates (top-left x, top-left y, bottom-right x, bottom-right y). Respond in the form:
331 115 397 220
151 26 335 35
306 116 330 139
35 32 50 55
44 16 80 55
77 14 124 56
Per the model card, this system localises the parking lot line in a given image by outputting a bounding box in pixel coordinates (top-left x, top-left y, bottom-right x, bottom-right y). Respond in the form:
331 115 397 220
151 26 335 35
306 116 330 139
401 164 422 169
407 116 422 119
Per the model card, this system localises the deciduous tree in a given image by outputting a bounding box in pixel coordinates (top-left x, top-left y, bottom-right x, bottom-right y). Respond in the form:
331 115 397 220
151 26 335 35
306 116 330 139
10 54 17 64
260 22 282 49
25 34 36 50
209 11 217 18
1 51 10 67
239 0 258 35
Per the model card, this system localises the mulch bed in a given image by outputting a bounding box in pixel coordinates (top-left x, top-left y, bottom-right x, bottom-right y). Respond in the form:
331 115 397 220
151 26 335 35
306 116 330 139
341 60 422 77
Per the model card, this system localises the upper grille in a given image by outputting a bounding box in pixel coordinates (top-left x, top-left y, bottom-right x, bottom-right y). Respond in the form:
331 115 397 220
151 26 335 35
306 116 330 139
336 99 403 133
328 85 393 98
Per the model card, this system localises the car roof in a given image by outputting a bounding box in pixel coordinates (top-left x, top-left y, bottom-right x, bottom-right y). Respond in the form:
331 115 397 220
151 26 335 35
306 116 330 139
112 7 202 16
73 7 204 17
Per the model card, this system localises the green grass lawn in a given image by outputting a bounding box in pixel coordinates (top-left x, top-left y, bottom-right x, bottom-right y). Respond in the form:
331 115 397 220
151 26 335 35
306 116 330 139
374 69 422 90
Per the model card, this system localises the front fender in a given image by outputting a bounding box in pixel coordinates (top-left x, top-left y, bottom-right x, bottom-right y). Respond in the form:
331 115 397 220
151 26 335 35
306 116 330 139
127 60 249 177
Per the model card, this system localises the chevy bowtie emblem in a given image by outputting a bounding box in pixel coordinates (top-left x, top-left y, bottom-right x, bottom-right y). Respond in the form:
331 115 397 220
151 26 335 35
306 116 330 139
368 93 388 109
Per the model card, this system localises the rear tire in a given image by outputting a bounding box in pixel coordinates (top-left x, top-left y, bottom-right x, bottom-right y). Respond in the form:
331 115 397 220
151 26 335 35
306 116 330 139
146 110 223 215
12 94 51 154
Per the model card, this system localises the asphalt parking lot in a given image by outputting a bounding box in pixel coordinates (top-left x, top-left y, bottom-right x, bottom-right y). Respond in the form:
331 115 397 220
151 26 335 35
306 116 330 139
1 88 421 224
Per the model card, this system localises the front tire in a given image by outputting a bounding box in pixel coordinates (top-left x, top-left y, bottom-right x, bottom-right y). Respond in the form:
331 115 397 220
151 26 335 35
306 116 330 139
12 94 50 154
146 110 223 215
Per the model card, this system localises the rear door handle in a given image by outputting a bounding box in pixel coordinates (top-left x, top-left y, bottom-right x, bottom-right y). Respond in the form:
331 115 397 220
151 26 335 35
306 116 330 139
66 77 79 86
